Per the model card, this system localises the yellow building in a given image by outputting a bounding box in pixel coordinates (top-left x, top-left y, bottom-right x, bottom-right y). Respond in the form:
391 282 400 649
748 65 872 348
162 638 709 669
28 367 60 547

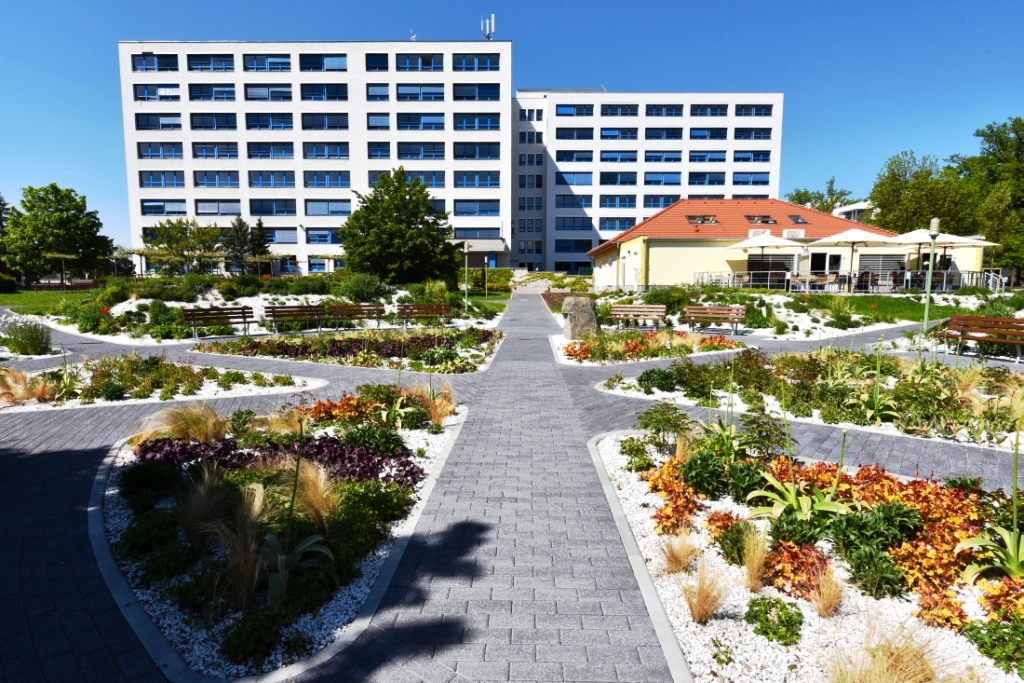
587 199 987 292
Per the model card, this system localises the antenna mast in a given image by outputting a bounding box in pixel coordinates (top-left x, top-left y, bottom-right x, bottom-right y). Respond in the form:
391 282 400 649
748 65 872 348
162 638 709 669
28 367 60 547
481 13 495 40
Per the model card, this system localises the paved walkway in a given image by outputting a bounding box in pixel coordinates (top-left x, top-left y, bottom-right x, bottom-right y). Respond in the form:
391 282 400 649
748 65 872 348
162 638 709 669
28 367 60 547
1 294 1022 683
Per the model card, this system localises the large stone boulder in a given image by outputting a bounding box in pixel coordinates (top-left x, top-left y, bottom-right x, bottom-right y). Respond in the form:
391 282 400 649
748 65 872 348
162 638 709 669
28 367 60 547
563 297 599 339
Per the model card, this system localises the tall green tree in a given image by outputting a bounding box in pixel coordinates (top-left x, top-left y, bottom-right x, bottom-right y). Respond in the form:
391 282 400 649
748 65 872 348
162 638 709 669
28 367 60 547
223 215 252 274
142 218 223 273
249 218 271 275
0 191 9 275
785 177 855 214
867 151 979 235
339 168 460 284
0 184 110 280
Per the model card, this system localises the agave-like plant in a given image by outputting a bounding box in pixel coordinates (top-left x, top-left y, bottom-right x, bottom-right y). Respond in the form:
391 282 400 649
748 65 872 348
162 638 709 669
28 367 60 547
262 532 338 613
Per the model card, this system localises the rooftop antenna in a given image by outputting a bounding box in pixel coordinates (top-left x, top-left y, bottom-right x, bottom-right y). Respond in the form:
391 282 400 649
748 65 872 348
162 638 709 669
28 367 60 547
410 30 416 41
481 13 495 40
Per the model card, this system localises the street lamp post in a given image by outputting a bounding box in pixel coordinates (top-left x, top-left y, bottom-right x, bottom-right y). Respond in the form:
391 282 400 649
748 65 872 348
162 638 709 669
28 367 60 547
463 243 471 309
922 218 940 333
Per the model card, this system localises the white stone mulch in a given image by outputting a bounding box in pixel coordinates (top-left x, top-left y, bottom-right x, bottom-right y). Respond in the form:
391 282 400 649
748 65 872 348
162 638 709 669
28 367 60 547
103 405 465 678
32 289 503 346
600 379 1022 451
0 368 324 413
596 432 1014 683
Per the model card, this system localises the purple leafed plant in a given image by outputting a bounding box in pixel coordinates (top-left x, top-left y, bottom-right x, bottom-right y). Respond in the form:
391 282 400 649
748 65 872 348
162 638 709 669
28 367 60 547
272 435 424 488
135 438 255 470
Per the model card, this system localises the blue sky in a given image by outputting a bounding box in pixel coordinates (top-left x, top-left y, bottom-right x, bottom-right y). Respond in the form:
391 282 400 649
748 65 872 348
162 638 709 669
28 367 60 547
1 0 1022 246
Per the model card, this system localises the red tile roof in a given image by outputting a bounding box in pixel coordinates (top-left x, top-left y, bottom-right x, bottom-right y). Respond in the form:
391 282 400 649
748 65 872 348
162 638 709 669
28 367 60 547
587 199 896 257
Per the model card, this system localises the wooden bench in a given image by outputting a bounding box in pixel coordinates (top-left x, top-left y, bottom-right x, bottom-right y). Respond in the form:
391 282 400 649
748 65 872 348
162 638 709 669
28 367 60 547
937 316 1024 361
327 304 385 329
682 305 747 335
182 307 254 339
608 304 667 327
265 305 324 333
398 303 451 327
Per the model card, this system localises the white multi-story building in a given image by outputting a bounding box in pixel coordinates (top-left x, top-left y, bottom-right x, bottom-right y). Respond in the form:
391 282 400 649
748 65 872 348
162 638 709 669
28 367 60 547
118 41 782 275
512 90 783 272
118 41 513 274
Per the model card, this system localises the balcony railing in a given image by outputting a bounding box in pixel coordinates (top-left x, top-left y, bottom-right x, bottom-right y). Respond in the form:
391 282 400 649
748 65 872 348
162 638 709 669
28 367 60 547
693 270 1003 293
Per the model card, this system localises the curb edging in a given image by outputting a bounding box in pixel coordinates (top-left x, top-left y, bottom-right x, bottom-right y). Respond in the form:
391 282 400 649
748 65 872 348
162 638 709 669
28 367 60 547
586 432 695 683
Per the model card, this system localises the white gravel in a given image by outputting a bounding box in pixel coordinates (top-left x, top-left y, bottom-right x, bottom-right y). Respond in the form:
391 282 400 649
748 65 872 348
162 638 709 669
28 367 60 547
596 432 1015 683
0 366 324 413
33 289 503 346
103 406 465 678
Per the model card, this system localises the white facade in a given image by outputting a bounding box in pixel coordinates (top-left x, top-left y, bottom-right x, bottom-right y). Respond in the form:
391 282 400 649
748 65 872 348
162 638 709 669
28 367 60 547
511 90 784 272
118 41 513 274
833 200 875 222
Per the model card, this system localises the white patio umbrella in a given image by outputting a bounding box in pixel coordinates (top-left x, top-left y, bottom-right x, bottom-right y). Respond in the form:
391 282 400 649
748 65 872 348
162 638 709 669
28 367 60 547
806 228 896 291
888 229 997 268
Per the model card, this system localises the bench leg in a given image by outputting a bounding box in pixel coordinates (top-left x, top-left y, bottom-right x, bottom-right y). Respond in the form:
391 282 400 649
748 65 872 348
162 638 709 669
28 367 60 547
193 325 198 340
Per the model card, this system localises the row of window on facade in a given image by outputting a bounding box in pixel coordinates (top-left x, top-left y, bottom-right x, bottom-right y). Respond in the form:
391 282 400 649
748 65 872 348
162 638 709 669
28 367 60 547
545 104 773 118
131 53 499 73
135 112 501 131
144 224 498 247
139 139 501 160
133 83 501 102
139 169 501 188
516 239 598 255
538 150 771 164
550 172 770 186
553 127 772 141
140 198 501 216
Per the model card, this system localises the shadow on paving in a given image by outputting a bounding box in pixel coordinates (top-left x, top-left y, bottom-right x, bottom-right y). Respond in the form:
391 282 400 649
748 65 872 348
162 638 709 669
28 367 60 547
0 443 165 683
298 520 493 682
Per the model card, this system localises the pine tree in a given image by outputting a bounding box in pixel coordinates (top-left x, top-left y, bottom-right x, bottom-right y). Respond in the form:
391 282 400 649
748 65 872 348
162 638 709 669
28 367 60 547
223 215 252 275
249 218 271 275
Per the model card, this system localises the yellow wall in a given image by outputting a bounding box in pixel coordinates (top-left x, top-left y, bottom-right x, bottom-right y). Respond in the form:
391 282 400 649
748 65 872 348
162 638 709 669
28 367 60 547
592 239 990 291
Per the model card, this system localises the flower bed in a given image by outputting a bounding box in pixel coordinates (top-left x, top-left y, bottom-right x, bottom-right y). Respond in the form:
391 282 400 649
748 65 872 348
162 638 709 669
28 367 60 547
196 328 504 373
553 329 744 365
104 382 462 677
0 352 315 411
597 403 1023 681
604 347 1024 448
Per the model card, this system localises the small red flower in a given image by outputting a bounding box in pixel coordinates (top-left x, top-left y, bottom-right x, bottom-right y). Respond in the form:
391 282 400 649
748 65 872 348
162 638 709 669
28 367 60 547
871 304 877 310
101 307 110 314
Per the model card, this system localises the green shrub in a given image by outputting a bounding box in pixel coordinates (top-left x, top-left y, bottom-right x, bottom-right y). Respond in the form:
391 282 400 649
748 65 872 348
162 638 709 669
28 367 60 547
717 520 752 565
340 425 407 454
744 596 803 645
619 436 654 471
271 374 294 386
142 541 202 583
636 368 677 394
228 409 257 436
726 459 767 501
288 277 329 295
680 451 727 498
0 273 16 293
117 509 178 559
962 614 1024 677
844 545 906 598
770 511 825 546
76 303 105 332
407 283 426 299
117 461 183 513
338 273 391 302
220 611 280 664
0 318 51 355
773 320 789 335
641 287 691 314
98 380 127 401
744 304 773 329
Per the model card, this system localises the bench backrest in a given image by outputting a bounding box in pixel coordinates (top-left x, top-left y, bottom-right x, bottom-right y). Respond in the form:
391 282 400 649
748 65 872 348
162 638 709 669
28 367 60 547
684 305 746 319
266 305 323 319
183 307 253 325
946 315 1024 338
398 303 451 318
610 304 666 315
327 304 385 318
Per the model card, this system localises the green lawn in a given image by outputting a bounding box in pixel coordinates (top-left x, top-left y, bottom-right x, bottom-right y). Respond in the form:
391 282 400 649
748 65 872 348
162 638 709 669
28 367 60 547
0 290 91 315
806 294 969 322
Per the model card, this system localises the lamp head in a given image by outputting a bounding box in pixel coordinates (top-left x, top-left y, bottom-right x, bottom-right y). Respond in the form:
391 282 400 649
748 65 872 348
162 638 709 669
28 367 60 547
929 217 940 238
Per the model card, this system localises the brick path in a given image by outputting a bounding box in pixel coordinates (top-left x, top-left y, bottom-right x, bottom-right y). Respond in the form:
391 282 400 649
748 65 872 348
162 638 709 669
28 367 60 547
1 295 1022 682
